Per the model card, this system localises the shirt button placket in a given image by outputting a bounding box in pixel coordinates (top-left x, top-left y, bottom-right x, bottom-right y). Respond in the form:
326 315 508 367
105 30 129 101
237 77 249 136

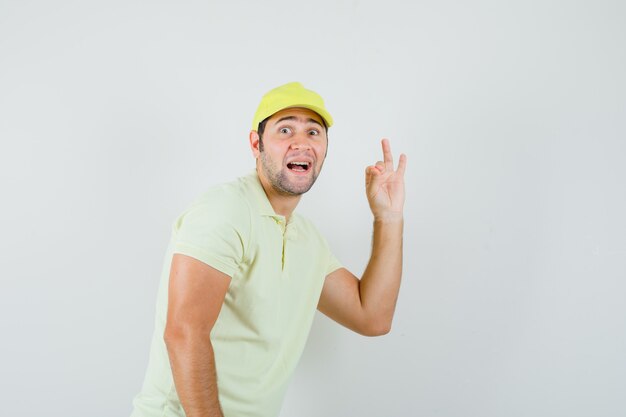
273 217 287 271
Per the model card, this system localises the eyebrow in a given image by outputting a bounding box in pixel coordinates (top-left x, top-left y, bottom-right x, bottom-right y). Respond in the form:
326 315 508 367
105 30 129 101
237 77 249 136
275 115 323 128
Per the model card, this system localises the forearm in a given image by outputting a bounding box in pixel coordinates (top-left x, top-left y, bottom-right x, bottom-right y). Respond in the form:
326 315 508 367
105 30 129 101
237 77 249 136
359 216 404 333
165 331 223 417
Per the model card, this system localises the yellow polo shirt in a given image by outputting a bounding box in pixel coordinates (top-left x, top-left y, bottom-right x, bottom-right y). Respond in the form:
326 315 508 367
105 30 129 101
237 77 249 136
131 171 342 417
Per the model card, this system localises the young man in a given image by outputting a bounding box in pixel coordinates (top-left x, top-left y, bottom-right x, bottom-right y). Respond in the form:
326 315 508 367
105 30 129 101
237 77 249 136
131 82 406 417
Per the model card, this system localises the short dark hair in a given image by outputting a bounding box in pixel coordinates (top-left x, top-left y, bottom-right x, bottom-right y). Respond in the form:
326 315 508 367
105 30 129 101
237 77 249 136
257 117 270 152
256 114 328 152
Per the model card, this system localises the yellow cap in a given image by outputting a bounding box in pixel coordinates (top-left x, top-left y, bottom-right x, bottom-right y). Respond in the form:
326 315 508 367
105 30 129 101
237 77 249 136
251 82 333 131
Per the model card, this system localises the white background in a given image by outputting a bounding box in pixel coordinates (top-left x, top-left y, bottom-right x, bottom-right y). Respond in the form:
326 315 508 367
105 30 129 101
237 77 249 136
1 1 625 416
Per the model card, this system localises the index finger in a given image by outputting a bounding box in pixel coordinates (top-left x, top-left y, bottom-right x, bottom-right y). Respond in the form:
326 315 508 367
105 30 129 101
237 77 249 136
382 138 394 171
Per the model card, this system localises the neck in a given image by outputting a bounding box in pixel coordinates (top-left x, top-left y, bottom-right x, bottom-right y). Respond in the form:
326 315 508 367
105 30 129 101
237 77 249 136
256 168 302 220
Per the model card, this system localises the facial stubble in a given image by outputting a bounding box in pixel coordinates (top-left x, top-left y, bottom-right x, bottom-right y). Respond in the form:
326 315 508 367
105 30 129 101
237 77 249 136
259 150 320 196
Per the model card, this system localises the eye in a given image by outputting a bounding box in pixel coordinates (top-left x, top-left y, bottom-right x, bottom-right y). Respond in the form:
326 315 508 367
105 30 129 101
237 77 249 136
279 127 291 134
308 129 319 136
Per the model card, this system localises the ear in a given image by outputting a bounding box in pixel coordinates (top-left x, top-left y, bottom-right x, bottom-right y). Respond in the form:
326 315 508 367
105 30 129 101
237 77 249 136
249 130 261 158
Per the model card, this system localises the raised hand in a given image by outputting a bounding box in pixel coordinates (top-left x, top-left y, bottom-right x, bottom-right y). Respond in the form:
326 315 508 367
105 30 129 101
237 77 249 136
365 139 407 221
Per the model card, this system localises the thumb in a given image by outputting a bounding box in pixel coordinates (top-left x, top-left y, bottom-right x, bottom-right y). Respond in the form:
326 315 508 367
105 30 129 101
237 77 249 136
365 165 373 187
365 165 382 193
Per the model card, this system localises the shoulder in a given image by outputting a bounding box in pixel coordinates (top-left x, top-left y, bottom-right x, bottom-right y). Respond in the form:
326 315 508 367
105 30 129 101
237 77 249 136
195 179 250 211
175 177 253 231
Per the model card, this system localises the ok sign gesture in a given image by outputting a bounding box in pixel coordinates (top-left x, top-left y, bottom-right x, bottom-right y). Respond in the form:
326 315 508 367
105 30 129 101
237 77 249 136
365 139 407 222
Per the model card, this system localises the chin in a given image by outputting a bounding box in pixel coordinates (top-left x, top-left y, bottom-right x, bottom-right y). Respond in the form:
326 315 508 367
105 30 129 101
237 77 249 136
276 172 317 195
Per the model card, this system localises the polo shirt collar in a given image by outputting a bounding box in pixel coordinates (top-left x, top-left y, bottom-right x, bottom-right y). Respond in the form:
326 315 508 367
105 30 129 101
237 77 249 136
245 170 299 238
246 170 277 217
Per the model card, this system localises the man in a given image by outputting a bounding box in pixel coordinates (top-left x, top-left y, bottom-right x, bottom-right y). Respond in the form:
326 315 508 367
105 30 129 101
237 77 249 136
131 82 406 417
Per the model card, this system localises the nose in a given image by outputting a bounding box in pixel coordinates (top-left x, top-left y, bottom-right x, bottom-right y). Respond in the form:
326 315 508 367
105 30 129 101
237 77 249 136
290 134 311 151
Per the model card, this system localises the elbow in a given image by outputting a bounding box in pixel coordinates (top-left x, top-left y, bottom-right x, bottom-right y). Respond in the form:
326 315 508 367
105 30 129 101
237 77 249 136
163 323 210 348
163 327 176 345
359 320 392 337
370 324 392 337
163 325 183 348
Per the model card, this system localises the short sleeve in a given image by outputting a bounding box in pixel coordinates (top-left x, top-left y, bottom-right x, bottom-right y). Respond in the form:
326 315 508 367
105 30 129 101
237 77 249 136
325 251 343 276
172 190 250 278
321 235 343 276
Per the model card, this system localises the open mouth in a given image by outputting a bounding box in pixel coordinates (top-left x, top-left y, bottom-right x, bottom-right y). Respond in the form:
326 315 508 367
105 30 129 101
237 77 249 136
287 161 311 172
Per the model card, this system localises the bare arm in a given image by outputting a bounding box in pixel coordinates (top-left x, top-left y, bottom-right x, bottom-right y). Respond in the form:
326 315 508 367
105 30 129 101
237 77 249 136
318 139 406 336
164 253 231 417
